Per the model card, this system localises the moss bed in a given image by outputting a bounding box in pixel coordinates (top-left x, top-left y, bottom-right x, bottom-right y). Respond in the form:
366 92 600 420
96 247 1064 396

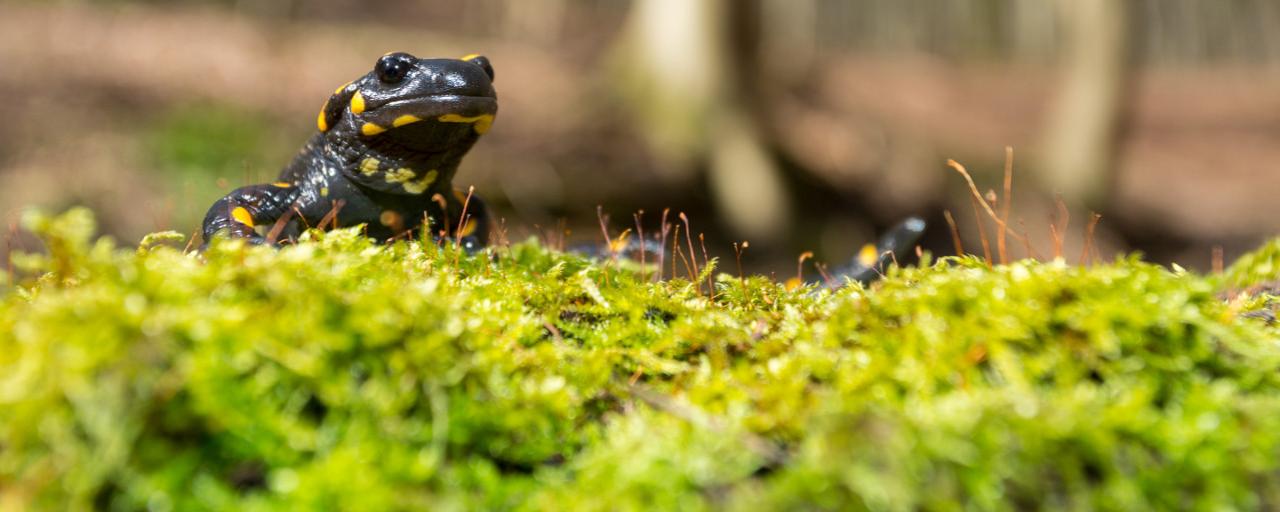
4 209 1280 510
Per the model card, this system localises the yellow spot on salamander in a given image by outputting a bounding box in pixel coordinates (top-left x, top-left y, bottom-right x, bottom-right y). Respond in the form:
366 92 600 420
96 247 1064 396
438 113 494 134
402 169 438 194
350 91 366 114
272 182 292 188
460 53 482 62
317 109 328 132
458 217 478 238
320 187 329 197
379 210 402 227
231 207 254 228
857 243 880 268
360 157 381 176
392 114 421 127
384 167 416 184
361 122 386 136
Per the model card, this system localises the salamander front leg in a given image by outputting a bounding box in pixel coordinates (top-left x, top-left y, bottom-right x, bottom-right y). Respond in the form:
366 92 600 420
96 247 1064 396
201 183 301 246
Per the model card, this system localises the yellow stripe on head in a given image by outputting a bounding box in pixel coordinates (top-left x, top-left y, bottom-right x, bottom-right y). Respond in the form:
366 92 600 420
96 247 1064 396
231 207 254 228
438 113 494 134
350 91 366 114
335 81 351 95
272 182 292 188
393 114 421 127
460 53 481 62
317 110 329 132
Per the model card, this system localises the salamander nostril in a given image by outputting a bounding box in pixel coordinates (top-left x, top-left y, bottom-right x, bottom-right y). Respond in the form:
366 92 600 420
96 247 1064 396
464 55 494 81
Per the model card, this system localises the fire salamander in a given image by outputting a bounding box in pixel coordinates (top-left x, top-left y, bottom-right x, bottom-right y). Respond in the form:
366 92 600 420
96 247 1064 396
201 51 926 284
202 52 496 249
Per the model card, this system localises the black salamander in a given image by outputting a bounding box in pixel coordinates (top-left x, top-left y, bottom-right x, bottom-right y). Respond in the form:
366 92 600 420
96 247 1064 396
201 51 924 283
202 52 496 249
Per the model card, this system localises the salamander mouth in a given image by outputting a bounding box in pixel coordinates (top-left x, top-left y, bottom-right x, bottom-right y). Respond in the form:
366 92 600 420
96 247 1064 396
358 95 496 135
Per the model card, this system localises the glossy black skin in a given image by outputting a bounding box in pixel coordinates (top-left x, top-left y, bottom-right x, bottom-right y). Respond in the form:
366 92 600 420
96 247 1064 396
202 52 497 248
829 216 926 285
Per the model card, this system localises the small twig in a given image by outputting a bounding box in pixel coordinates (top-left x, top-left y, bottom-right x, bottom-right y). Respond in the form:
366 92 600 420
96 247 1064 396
183 229 199 254
430 193 449 227
597 206 617 265
733 241 749 299
1212 246 1225 275
672 224 691 282
815 262 835 288
294 206 313 231
969 194 992 266
265 203 299 245
796 251 813 284
1080 213 1103 266
947 159 1032 246
596 206 615 284
699 233 713 298
1049 223 1062 260
942 210 964 256
679 213 699 292
495 217 510 250
455 186 475 239
1052 195 1070 260
997 146 1014 264
1016 218 1042 260
453 186 476 268
314 200 345 232
634 210 647 282
657 209 671 283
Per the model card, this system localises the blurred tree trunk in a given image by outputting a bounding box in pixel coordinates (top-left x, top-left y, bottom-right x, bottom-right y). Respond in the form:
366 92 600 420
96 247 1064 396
1038 0 1132 208
612 0 791 243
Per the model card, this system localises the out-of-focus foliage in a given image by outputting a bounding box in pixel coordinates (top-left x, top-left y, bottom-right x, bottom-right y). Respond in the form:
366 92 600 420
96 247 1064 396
3 209 1280 510
1223 238 1280 290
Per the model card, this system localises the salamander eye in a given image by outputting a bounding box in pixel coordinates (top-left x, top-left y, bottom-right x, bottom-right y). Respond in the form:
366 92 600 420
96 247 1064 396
375 53 414 84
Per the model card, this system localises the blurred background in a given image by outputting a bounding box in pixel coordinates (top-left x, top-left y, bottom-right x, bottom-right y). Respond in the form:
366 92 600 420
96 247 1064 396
2 0 1279 273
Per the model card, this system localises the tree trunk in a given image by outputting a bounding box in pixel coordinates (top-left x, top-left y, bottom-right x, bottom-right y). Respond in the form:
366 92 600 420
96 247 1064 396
613 0 791 242
1038 0 1132 208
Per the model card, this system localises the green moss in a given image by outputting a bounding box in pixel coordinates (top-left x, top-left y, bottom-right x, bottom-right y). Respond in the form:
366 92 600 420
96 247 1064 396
4 209 1280 510
1224 238 1280 289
